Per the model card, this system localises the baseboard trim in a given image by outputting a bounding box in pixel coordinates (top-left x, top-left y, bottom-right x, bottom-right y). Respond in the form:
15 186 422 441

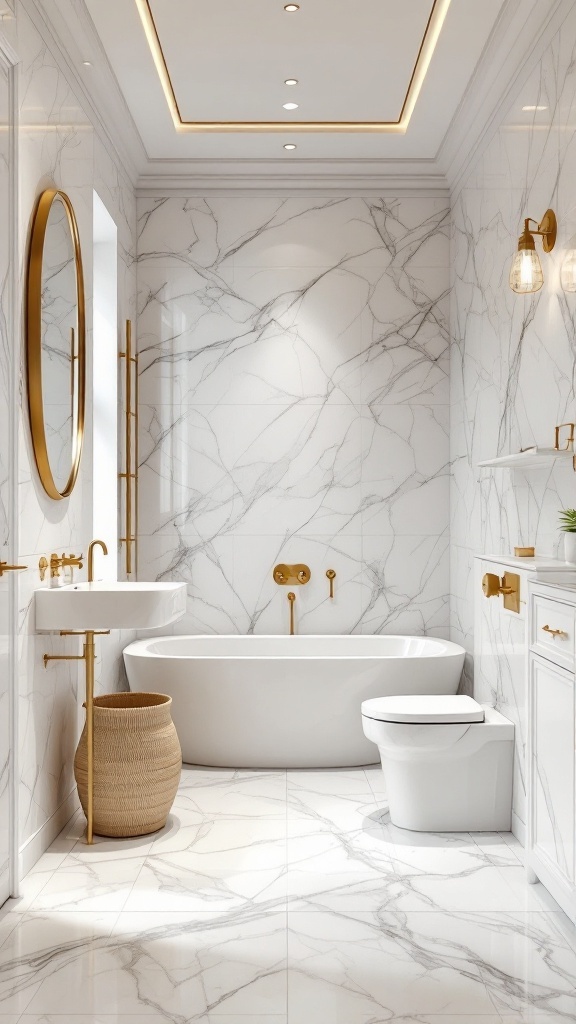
18 790 80 882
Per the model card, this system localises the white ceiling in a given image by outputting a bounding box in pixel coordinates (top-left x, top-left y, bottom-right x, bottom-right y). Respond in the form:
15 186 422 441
84 0 505 163
148 0 435 124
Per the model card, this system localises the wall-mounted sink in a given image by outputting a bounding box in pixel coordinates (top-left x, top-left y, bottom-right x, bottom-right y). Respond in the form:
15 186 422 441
35 581 187 631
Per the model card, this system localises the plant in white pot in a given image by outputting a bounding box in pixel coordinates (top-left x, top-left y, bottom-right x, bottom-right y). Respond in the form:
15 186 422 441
559 508 576 563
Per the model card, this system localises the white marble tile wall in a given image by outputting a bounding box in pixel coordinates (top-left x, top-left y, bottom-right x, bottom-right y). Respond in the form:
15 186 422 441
14 2 137 864
450 7 576 688
136 196 450 635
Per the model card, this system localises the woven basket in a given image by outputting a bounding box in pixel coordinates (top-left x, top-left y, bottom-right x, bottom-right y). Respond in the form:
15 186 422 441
74 692 182 838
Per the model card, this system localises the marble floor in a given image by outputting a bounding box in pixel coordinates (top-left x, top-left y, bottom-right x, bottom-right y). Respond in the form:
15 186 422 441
0 765 575 1023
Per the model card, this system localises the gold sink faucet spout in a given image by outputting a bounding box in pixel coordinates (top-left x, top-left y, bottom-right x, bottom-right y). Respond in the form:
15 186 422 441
88 539 108 582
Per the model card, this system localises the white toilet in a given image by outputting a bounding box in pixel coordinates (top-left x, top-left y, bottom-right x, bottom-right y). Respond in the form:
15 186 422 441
361 694 514 832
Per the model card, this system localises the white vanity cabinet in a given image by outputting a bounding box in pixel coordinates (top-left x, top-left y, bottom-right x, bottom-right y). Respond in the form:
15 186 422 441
528 581 576 923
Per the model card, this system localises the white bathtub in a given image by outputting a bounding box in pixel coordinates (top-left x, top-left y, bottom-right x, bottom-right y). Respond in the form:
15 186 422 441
123 634 465 768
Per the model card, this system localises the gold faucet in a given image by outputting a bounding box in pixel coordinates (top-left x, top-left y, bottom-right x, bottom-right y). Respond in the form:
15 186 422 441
48 552 83 580
88 539 108 582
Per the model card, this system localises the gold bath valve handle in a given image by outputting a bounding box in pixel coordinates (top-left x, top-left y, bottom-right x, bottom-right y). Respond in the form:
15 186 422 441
326 569 336 598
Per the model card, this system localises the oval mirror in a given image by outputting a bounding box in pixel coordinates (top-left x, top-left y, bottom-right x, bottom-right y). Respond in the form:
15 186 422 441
26 188 85 500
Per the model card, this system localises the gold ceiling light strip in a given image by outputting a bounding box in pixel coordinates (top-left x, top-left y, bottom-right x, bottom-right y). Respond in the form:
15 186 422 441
135 0 451 133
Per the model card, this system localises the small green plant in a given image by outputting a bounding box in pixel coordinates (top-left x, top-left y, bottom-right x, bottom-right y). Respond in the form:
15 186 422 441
558 508 576 532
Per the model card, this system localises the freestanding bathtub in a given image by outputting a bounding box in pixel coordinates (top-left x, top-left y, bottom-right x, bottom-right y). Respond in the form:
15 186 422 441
123 635 465 768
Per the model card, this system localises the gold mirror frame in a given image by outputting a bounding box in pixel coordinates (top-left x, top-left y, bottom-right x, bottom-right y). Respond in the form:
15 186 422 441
26 188 86 500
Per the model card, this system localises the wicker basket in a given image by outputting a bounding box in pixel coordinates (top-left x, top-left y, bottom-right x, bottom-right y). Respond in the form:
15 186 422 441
74 692 182 838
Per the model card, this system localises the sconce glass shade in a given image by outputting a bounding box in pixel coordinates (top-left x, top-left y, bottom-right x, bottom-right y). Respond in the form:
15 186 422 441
509 248 544 294
561 246 576 292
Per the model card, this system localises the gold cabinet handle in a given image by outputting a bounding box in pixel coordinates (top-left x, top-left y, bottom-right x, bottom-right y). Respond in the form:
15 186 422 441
0 562 28 577
542 624 568 639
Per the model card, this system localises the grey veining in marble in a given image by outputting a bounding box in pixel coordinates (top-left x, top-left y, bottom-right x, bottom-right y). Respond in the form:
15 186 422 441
136 196 450 635
0 765 574 1022
451 8 576 684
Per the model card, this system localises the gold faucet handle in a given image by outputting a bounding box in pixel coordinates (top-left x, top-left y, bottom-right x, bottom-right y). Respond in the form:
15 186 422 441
63 553 84 568
326 569 336 598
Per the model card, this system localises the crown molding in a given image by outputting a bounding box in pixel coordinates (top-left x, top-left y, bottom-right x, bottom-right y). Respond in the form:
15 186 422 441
136 158 449 197
20 0 147 189
439 0 571 196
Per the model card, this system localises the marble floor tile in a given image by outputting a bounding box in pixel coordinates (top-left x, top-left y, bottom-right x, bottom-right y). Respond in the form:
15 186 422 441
286 768 383 830
1 768 575 1022
287 909 576 1022
0 910 287 1018
0 912 119 1014
285 819 397 909
124 818 288 912
27 846 148 912
287 909 498 1020
175 769 287 821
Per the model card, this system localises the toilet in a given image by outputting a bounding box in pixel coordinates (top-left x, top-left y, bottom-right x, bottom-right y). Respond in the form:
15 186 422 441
361 694 514 832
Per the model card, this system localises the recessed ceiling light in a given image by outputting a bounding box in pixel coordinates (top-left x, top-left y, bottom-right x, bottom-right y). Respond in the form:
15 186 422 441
284 4 300 10
284 143 297 150
285 79 298 86
283 102 299 110
522 105 548 111
82 61 92 67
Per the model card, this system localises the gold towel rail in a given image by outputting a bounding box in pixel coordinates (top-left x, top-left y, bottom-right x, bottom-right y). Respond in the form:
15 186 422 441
119 319 138 575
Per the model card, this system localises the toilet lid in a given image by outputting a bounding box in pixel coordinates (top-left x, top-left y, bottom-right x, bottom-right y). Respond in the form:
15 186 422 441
361 695 485 724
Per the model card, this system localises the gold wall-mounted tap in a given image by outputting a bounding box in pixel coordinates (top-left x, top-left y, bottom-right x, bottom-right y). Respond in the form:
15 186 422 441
326 569 336 598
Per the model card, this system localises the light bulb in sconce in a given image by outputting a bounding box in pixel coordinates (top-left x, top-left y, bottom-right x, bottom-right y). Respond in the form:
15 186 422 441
509 248 544 294
509 209 557 294
561 236 576 292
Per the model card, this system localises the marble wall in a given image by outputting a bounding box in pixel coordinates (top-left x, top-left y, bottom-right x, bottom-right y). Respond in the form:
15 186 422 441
451 8 576 690
14 0 137 866
136 196 450 635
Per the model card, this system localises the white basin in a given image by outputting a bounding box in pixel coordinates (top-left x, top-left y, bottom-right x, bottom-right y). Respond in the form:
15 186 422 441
35 581 187 631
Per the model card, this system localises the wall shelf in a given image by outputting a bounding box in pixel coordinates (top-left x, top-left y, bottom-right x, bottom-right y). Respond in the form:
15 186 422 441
478 448 575 470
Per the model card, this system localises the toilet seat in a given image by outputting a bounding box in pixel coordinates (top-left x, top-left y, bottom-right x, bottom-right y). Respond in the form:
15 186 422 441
361 694 485 725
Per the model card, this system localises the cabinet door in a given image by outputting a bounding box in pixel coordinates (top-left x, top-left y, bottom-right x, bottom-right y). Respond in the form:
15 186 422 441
530 655 575 882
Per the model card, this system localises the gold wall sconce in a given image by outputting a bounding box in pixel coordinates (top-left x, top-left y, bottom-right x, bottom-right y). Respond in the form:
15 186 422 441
509 209 557 294
482 571 520 613
561 235 576 292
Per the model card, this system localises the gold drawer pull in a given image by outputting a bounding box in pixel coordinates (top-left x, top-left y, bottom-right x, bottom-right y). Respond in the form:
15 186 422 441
542 624 568 639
